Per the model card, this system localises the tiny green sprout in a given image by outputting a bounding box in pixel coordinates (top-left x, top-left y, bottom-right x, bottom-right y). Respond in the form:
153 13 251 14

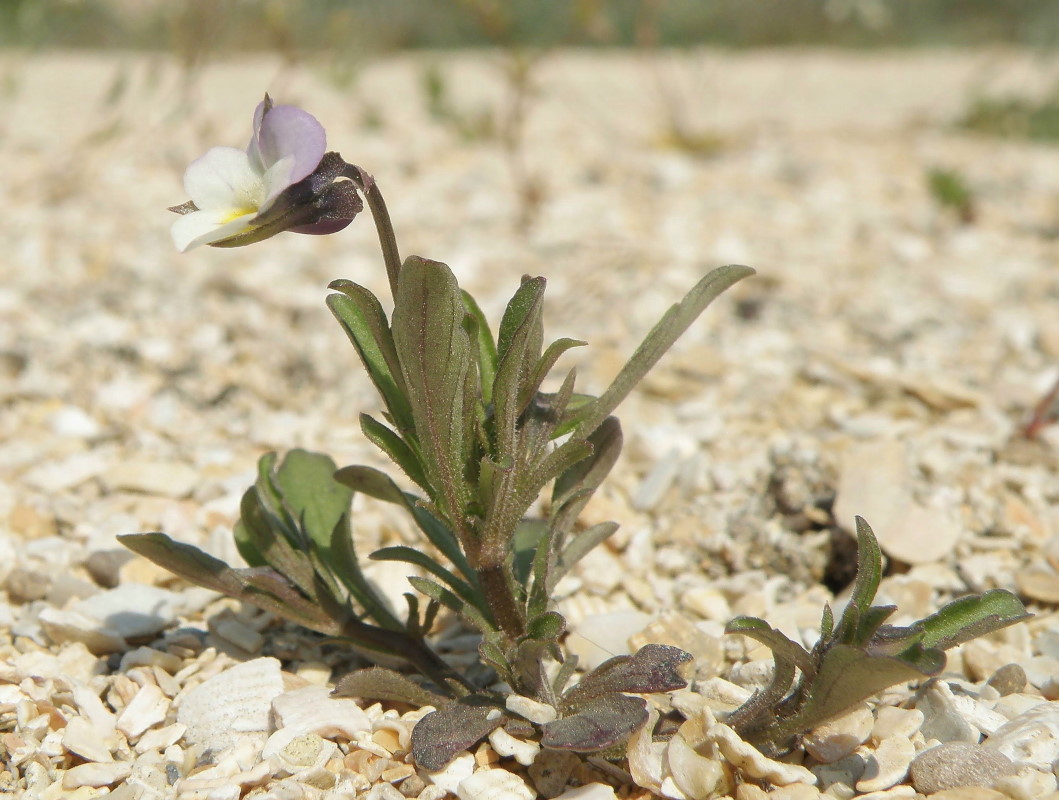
926 166 976 224
723 516 1031 756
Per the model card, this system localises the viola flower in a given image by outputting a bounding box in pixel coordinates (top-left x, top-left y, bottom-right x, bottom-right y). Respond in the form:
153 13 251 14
170 95 363 252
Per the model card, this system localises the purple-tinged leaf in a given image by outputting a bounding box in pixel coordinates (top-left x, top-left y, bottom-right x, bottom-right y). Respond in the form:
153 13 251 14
334 667 445 707
412 698 506 770
563 644 692 706
540 694 648 752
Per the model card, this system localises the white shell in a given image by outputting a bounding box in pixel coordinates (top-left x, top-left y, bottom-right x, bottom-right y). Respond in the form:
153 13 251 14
424 751 476 794
263 684 371 758
456 768 535 800
505 694 558 724
488 726 540 766
116 682 170 740
984 701 1059 770
708 721 817 786
177 656 284 754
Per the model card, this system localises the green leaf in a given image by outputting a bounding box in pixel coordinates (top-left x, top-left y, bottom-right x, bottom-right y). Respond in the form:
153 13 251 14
327 513 404 630
915 589 1031 651
235 485 317 599
769 644 944 750
369 545 486 616
552 521 620 590
461 289 498 406
492 277 546 460
724 616 815 677
359 414 430 493
274 449 353 558
519 337 586 413
392 256 475 524
412 697 506 771
407 576 495 636
327 281 413 431
540 694 648 752
835 516 884 646
117 533 346 636
572 264 754 437
334 667 445 707
334 464 474 583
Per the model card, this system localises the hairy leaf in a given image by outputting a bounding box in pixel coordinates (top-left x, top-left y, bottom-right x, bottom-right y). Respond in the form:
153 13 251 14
492 277 546 460
572 264 754 436
563 644 692 706
461 289 498 405
334 667 445 707
370 545 485 615
392 256 474 524
724 617 815 677
274 449 353 559
915 589 1030 651
327 281 413 431
541 694 648 752
412 697 506 770
359 414 430 493
407 576 494 635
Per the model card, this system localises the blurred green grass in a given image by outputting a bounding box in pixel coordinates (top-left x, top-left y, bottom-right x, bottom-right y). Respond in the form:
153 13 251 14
3 0 1058 54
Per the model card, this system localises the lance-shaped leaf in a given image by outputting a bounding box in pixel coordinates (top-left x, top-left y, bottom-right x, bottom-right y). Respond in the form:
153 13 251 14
518 337 586 414
914 589 1030 651
461 289 498 405
327 513 405 631
412 697 506 770
359 413 430 493
724 617 815 678
835 515 885 646
572 264 754 437
407 575 495 636
541 693 648 752
327 280 413 432
234 484 317 599
391 256 475 524
563 644 692 707
492 277 546 460
369 545 487 618
117 533 346 636
335 464 474 583
334 667 446 707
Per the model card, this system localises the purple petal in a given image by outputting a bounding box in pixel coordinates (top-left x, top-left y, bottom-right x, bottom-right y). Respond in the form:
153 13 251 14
247 102 326 188
288 219 354 236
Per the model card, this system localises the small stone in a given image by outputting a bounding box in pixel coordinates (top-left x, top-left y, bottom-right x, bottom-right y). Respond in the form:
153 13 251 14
423 751 475 795
72 583 184 639
910 742 1016 794
488 726 540 766
856 735 915 793
116 682 170 740
553 784 618 800
804 702 874 763
528 748 581 798
134 722 186 754
457 768 535 800
1015 567 1059 604
177 656 284 754
917 682 980 743
985 664 1027 697
210 614 265 653
38 607 127 655
983 701 1059 770
119 646 183 674
923 789 1008 800
63 761 133 789
871 706 924 743
61 716 113 762
263 684 371 757
105 459 199 497
9 504 58 539
506 694 558 725
83 550 134 588
991 764 1058 800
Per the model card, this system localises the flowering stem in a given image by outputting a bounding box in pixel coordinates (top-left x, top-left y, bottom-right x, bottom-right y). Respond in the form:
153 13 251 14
344 165 401 300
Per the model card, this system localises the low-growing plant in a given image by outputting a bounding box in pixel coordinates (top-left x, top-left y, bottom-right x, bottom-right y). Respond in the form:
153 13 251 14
724 516 1029 756
120 94 1031 774
959 87 1059 142
119 94 750 764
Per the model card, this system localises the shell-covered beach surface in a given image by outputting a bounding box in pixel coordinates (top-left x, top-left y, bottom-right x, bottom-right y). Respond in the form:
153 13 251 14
2 49 1059 799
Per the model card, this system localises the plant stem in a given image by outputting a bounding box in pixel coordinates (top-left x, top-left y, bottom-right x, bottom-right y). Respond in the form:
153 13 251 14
344 164 402 301
478 564 526 639
341 616 474 695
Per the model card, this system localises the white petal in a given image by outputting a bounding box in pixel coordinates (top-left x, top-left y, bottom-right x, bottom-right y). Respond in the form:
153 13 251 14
260 156 296 207
170 208 257 252
183 146 266 213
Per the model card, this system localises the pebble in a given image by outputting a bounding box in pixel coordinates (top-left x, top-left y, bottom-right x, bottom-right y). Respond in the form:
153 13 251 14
62 761 133 789
177 656 284 754
804 702 874 763
553 784 618 800
104 459 200 497
528 748 581 798
37 607 127 654
116 682 170 740
456 768 536 800
983 701 1059 770
910 742 1016 794
856 735 916 793
72 583 185 639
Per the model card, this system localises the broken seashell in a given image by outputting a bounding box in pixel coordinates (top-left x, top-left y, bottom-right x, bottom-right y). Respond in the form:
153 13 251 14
707 721 817 786
665 726 730 800
506 693 558 725
263 684 371 758
488 725 540 766
116 682 170 740
423 751 476 795
456 767 536 800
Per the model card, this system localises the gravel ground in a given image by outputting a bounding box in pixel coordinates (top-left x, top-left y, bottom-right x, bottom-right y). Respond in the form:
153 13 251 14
2 48 1059 799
